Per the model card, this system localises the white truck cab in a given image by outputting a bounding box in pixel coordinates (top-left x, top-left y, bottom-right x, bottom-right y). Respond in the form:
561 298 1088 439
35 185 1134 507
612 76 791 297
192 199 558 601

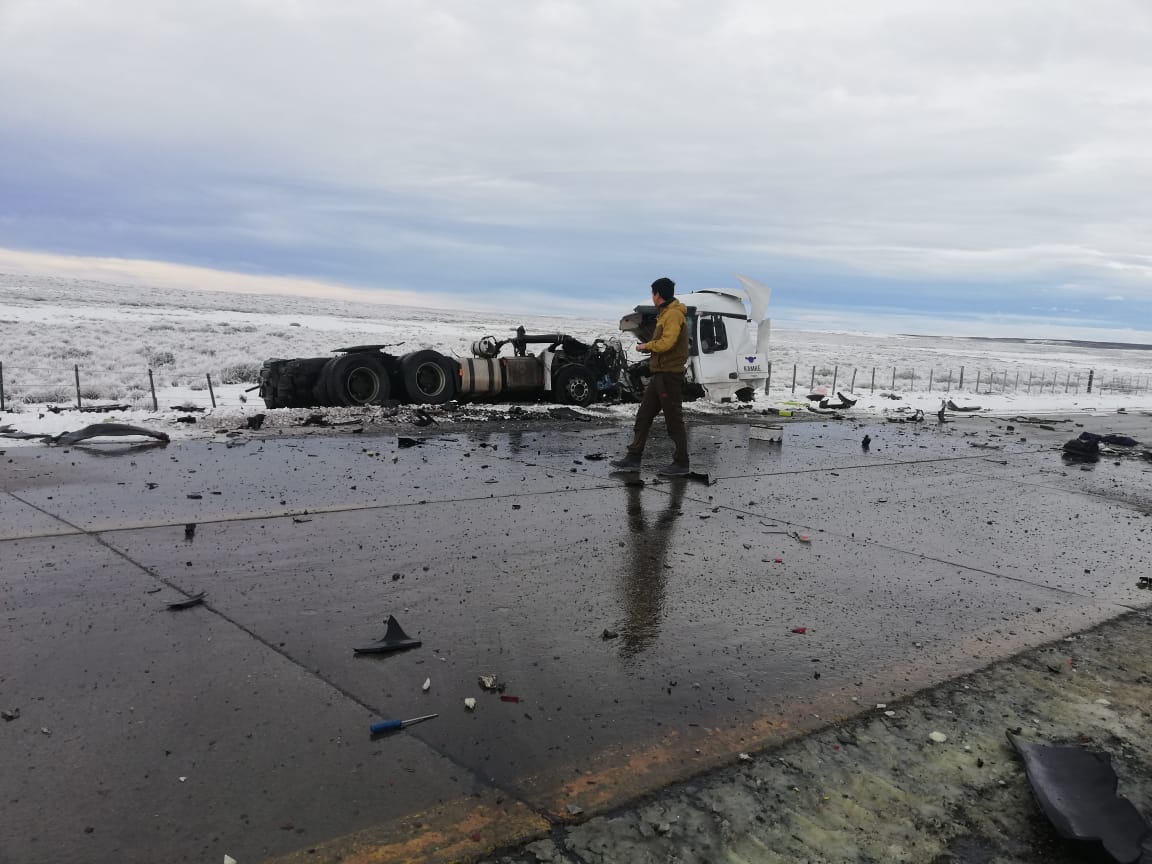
620 275 772 402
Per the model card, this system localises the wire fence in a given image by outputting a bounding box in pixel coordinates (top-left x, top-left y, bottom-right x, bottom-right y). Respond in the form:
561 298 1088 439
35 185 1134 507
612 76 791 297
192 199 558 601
767 363 1150 397
0 361 228 412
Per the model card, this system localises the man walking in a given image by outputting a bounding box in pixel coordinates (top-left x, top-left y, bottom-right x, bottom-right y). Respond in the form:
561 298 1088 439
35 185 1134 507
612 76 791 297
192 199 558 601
611 277 690 476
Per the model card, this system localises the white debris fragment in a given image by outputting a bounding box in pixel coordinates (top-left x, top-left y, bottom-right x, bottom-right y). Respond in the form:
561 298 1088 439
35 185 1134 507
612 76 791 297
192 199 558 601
464 698 477 711
738 753 752 761
929 731 948 743
876 703 886 709
884 711 896 717
224 856 237 864
422 678 431 692
1095 698 1112 706
179 776 187 782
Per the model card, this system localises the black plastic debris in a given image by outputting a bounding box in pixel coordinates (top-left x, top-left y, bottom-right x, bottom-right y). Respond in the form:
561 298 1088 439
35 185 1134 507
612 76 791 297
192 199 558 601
584 453 606 461
245 413 266 430
184 523 196 540
819 392 857 409
601 629 619 640
49 423 171 446
1 708 19 721
176 416 197 424
167 592 205 611
1062 438 1100 462
1008 732 1149 863
300 414 329 427
412 409 436 427
861 435 871 451
353 615 422 655
1137 577 1152 590
397 437 423 448
1079 431 1139 447
946 400 982 412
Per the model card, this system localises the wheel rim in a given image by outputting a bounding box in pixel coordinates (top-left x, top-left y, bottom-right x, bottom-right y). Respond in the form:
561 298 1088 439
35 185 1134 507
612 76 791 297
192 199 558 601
346 367 381 403
567 377 591 402
415 363 446 397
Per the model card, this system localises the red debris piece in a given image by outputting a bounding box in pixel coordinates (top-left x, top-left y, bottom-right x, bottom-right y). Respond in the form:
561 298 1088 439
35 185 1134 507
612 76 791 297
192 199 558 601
500 695 521 703
470 833 482 842
790 627 807 634
774 558 784 564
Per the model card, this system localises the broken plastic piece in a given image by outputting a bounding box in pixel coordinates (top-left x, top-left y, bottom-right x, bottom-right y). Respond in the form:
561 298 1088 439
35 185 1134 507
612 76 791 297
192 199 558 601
422 678 431 692
790 627 807 634
167 592 205 610
353 615 422 655
500 695 521 703
478 674 500 691
464 698 477 711
1008 731 1149 863
929 731 947 743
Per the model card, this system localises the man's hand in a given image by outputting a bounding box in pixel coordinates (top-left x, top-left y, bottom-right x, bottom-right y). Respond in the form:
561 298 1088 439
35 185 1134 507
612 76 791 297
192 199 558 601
636 342 651 353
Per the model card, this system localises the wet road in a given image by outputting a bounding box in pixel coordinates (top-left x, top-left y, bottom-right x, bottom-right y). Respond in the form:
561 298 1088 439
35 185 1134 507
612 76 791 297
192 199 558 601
1 412 1150 863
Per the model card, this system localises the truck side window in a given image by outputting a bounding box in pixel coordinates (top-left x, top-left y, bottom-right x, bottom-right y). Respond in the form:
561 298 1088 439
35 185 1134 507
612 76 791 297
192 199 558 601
700 315 727 354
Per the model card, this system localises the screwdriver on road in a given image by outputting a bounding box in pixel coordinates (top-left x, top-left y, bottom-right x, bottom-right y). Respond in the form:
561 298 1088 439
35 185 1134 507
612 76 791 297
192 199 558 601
369 713 438 735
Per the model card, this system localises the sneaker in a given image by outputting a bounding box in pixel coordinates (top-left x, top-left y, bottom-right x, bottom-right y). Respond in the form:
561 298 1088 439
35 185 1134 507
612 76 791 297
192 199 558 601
609 455 642 470
657 462 691 477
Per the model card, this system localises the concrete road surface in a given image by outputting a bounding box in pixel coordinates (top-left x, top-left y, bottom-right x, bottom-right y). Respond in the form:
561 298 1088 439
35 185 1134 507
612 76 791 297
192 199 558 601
1 410 1149 863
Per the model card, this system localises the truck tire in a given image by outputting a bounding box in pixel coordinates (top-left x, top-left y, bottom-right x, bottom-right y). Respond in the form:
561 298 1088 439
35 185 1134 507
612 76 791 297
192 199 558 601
259 359 288 408
400 350 456 404
554 365 596 407
277 358 329 408
318 353 390 407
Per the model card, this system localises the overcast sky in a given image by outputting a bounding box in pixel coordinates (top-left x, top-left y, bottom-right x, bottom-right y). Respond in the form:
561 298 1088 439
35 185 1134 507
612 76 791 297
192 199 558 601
2 0 1151 337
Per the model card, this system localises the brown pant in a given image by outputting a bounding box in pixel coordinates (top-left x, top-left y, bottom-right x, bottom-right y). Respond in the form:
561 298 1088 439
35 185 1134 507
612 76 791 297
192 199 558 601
627 372 689 466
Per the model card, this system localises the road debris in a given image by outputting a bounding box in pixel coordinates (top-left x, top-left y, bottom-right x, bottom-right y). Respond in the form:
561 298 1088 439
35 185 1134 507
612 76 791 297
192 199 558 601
48 423 171 446
369 713 438 735
422 678 431 693
1009 732 1148 863
928 731 948 743
353 615 422 655
1 708 19 721
167 592 205 611
479 674 503 692
464 698 477 711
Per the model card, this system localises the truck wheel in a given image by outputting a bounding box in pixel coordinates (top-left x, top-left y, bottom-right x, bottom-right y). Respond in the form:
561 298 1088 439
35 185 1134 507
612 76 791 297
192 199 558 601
554 365 596 407
735 386 755 403
400 350 456 404
319 353 390 407
259 359 288 408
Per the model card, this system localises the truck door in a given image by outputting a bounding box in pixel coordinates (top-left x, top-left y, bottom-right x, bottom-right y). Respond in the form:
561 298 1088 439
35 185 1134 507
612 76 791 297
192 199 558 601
693 313 736 385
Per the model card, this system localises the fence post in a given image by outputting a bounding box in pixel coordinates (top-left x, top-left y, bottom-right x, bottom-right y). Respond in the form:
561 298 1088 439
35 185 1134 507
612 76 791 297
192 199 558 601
1064 371 1070 393
206 373 216 408
910 369 915 391
148 368 158 412
946 369 952 392
74 364 82 409
1087 370 1094 393
1014 371 1019 391
976 370 981 393
928 369 933 392
850 368 857 391
1027 372 1033 393
0 360 4 411
765 361 772 394
832 366 838 393
870 368 876 394
958 367 964 390
810 366 816 392
891 367 896 390
791 364 796 395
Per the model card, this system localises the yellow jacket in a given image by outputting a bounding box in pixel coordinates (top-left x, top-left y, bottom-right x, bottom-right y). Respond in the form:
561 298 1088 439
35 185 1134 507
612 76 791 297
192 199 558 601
646 299 689 373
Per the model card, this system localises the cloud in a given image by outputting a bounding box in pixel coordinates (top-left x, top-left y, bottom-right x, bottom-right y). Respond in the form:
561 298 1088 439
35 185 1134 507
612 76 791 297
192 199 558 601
1 0 1151 331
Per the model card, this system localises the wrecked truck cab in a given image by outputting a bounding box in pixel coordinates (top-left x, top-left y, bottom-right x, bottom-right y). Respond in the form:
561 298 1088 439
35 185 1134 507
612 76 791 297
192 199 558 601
619 275 772 403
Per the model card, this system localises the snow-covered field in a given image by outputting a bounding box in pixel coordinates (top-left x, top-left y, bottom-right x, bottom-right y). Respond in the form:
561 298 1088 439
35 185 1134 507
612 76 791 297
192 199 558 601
2 272 1151 446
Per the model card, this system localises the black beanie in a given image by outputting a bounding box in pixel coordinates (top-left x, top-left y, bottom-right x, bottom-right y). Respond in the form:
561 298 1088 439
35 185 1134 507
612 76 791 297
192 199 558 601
651 277 675 302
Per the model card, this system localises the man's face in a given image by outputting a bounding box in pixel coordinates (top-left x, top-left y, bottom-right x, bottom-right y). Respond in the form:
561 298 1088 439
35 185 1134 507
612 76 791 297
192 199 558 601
652 291 661 306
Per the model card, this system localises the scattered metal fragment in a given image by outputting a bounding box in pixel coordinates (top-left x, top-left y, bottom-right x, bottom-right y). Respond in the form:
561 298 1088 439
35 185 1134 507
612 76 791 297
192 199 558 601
1 708 19 721
167 592 205 610
464 698 477 711
354 615 422 655
1009 731 1149 863
946 400 982 412
601 629 619 640
479 674 501 691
